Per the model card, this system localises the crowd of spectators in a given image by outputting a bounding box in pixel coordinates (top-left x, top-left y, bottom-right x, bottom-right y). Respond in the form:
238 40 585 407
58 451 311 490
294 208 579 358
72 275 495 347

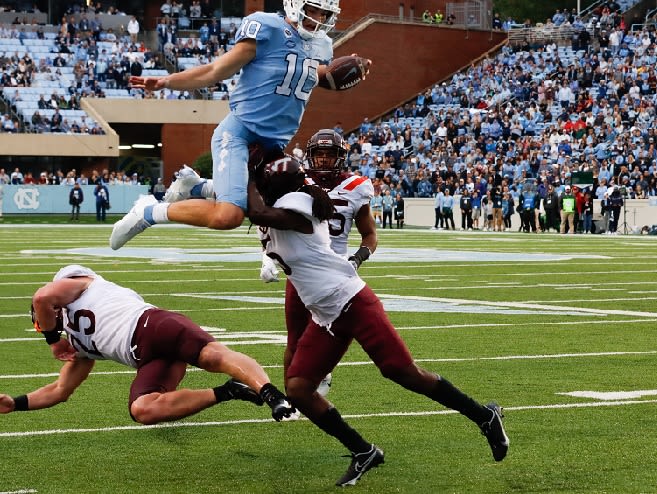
0 163 169 221
336 7 657 232
0 165 154 187
0 2 176 133
3 2 656 232
0 0 244 131
156 12 239 97
160 0 219 27
156 0 237 67
495 1 630 33
62 2 128 16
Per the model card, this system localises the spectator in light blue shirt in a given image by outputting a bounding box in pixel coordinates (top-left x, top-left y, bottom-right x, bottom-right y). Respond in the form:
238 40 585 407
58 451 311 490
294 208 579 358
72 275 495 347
199 23 210 44
598 162 612 183
360 117 372 135
360 160 375 180
442 188 456 230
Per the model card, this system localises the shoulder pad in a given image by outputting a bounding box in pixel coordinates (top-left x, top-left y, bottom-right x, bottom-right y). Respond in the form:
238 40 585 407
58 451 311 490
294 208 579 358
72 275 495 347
235 12 280 42
274 191 314 218
339 175 374 198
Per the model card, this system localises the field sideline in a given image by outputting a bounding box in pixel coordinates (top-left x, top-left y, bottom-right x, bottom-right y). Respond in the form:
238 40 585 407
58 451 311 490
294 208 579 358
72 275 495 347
0 224 656 493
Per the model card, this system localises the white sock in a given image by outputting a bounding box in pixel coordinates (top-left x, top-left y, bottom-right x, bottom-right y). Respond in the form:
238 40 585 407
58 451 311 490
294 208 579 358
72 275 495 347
151 203 171 223
202 180 215 199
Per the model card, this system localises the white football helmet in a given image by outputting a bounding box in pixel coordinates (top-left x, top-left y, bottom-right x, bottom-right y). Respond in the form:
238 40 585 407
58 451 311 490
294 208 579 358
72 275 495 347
283 0 340 39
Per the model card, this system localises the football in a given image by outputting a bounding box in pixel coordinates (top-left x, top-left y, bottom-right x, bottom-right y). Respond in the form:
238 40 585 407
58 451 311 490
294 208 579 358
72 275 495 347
318 56 369 91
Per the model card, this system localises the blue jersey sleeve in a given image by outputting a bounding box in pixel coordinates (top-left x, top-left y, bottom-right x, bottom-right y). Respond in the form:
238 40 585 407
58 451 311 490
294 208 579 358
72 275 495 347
234 12 273 44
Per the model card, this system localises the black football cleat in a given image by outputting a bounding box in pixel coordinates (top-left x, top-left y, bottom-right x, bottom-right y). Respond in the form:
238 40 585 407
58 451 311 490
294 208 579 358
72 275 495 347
269 397 297 422
223 379 264 406
335 444 384 487
479 402 509 461
259 383 297 421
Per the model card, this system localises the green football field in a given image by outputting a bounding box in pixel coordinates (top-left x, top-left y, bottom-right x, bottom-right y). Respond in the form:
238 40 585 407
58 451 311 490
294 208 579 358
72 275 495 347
0 223 656 493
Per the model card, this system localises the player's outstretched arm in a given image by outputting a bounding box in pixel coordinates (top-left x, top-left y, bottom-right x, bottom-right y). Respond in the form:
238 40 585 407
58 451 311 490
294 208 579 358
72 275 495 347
0 358 94 413
130 39 256 92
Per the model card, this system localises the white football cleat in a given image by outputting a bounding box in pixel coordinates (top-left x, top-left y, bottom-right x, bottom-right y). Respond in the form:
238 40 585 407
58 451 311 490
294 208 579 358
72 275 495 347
164 165 205 203
109 194 158 250
260 252 280 283
317 372 332 397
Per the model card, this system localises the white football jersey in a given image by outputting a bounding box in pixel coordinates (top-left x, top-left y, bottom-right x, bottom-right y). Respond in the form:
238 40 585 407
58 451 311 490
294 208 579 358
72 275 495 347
264 191 365 327
63 275 154 367
326 175 374 256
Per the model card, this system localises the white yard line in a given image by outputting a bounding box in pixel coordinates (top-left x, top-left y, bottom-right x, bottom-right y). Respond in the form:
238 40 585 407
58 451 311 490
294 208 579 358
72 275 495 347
1 399 656 439
558 390 657 400
0 350 655 380
399 318 657 329
524 297 657 303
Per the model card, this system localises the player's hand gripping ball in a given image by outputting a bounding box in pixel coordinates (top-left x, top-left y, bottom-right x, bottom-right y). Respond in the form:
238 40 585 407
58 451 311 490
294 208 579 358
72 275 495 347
318 55 370 91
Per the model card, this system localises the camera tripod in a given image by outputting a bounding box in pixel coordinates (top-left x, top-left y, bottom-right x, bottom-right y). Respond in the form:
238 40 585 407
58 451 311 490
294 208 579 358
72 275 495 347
617 202 630 235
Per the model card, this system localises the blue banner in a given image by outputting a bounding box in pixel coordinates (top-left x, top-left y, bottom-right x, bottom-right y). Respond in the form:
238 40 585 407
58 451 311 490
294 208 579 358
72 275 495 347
0 185 150 214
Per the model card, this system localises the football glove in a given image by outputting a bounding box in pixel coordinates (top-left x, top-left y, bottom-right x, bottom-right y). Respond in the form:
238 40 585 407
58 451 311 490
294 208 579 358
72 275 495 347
348 246 372 270
260 252 280 283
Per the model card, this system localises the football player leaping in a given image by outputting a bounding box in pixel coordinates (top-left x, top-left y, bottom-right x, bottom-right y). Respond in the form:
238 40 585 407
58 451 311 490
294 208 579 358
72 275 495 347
161 130 377 399
109 0 371 251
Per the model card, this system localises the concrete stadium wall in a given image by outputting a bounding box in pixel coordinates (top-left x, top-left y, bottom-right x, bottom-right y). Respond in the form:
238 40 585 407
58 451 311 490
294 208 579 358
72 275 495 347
0 132 119 157
88 99 228 124
0 184 149 214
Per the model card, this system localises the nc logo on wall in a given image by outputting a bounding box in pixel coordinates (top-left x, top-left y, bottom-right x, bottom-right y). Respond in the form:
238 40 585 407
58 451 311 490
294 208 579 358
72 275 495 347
13 187 40 210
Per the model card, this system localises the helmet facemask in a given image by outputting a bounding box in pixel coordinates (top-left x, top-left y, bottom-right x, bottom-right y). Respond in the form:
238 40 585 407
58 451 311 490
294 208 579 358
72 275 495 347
284 0 340 39
306 129 347 189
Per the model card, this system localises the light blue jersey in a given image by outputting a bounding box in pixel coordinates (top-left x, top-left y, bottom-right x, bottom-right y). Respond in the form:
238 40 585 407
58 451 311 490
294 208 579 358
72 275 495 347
211 12 333 210
230 12 333 146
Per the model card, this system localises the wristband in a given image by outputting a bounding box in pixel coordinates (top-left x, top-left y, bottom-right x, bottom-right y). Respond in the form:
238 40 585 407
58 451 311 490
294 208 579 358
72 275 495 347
43 330 61 345
356 246 372 259
13 394 28 411
348 246 372 270
31 304 64 338
353 245 371 263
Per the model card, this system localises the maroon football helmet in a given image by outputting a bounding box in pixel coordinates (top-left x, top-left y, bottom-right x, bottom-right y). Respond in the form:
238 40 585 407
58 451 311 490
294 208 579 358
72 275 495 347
305 129 347 189
257 155 306 206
